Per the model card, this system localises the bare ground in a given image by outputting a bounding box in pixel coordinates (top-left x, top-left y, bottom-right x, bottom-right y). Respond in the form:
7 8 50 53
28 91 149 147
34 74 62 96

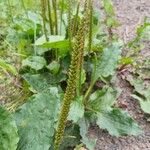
90 0 150 150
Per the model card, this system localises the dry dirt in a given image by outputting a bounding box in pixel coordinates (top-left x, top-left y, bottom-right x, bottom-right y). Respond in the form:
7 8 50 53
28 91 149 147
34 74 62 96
90 0 150 150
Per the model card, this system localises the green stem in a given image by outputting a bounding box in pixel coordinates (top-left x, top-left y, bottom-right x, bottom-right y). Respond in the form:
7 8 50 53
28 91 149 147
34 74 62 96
67 0 72 49
52 0 58 35
88 0 93 52
83 52 97 105
47 0 54 34
52 0 58 60
34 23 37 55
41 0 48 41
60 0 64 35
7 0 13 22
72 1 80 36
83 80 95 105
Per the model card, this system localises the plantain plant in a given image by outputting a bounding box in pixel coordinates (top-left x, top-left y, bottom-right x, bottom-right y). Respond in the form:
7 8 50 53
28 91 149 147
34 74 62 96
0 0 144 150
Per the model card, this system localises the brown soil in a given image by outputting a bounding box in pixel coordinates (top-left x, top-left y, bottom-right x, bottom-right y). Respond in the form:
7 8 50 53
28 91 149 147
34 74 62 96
90 0 150 150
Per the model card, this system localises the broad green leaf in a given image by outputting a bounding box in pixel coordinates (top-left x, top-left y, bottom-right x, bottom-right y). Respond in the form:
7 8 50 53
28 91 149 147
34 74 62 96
47 61 60 75
35 35 69 49
22 73 50 92
35 35 64 44
13 17 40 35
22 73 66 92
41 40 69 49
0 106 19 150
96 108 142 136
0 58 18 75
27 11 41 24
68 97 84 123
78 118 97 150
57 47 69 58
128 77 150 114
128 78 145 95
137 97 150 114
59 124 81 150
129 78 150 98
94 41 122 81
22 56 46 70
36 47 69 58
88 87 117 112
14 88 60 150
131 94 150 114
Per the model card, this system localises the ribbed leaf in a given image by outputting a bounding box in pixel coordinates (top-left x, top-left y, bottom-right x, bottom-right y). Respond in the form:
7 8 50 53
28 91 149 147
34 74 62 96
131 94 150 114
22 56 46 70
88 87 117 112
128 77 150 114
47 61 60 75
22 73 66 92
68 96 84 123
78 118 97 150
35 35 69 49
96 108 142 136
128 78 147 96
22 73 50 92
60 124 81 150
14 88 60 150
0 106 19 150
87 86 141 137
94 41 122 81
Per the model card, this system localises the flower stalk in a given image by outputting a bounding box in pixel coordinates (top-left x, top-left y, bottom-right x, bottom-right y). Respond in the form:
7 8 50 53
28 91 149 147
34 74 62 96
47 0 54 34
41 0 48 41
54 1 90 149
52 0 58 35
